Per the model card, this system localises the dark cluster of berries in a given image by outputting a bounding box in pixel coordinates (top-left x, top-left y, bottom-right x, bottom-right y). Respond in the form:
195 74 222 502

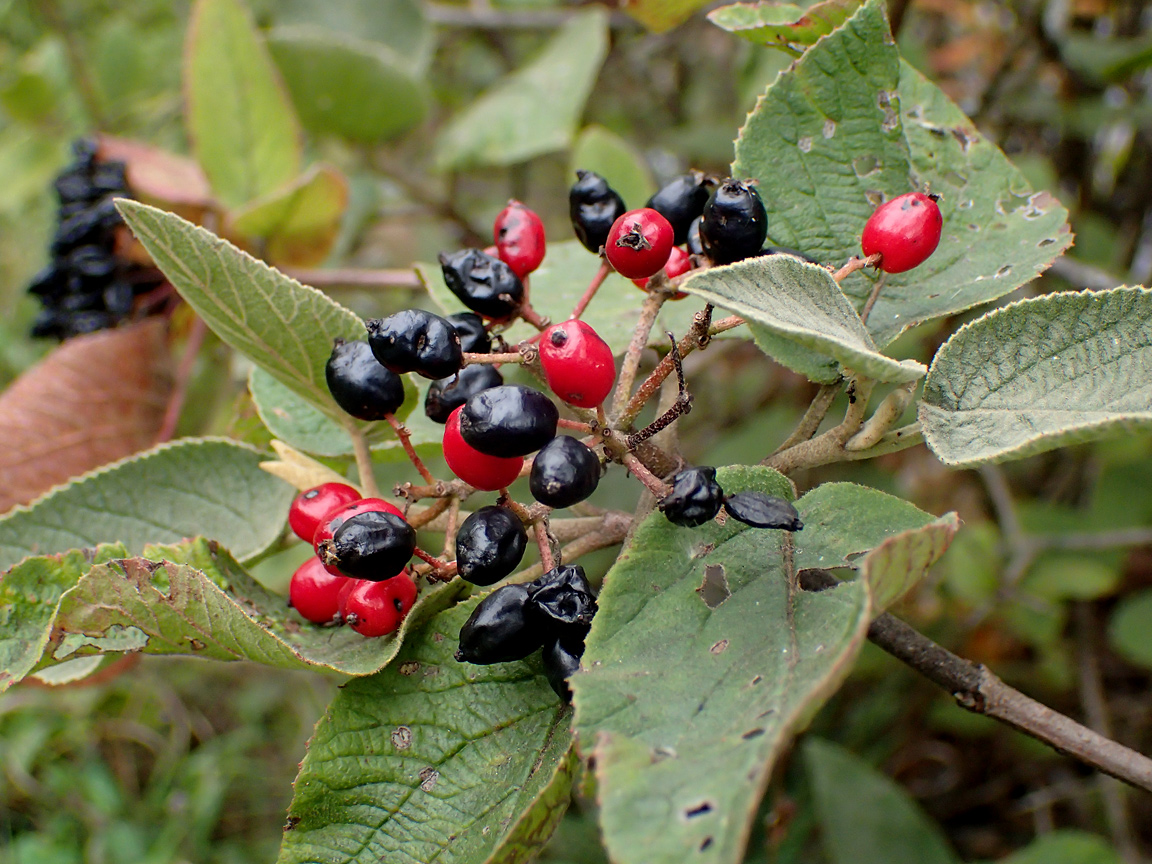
26 138 163 340
658 466 804 532
456 563 597 700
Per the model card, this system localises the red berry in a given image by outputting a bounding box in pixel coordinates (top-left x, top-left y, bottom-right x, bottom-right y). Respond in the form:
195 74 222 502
860 192 943 274
632 245 692 299
539 320 616 409
313 497 405 574
288 483 361 542
494 200 546 279
605 208 674 279
289 556 352 624
443 406 524 491
340 573 418 637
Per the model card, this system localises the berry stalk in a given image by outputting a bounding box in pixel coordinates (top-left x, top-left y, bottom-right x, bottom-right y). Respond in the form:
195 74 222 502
386 413 435 484
610 289 667 416
569 260 611 320
343 418 381 498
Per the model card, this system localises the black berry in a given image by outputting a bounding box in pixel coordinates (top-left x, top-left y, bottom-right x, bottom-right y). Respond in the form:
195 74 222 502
646 171 714 246
529 436 601 509
366 309 463 380
319 510 416 581
543 636 584 701
455 584 546 664
325 339 406 420
723 492 803 531
454 505 528 586
438 249 525 321
459 384 559 458
686 216 704 256
699 179 768 265
659 466 724 527
446 312 492 354
569 170 626 253
424 363 504 424
526 564 597 633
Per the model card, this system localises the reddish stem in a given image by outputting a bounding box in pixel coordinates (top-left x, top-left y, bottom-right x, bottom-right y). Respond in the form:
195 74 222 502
569 260 611 320
385 414 435 484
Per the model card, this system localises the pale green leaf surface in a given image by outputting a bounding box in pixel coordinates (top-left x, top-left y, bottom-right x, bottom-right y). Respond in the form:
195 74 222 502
268 27 430 143
682 255 926 383
434 11 608 170
117 201 368 421
1020 556 1121 602
708 0 863 48
998 831 1122 864
1107 589 1152 670
623 0 715 32
569 125 657 212
278 600 572 864
920 287 1152 467
270 0 432 71
0 439 292 572
857 514 958 611
572 468 878 864
185 0 301 208
230 163 348 240
805 738 960 864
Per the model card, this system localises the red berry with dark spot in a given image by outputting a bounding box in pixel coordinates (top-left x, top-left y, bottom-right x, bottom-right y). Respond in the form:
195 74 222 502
443 406 524 491
494 200 546 279
288 482 361 542
340 573 418 637
605 208 674 280
539 320 615 409
860 192 943 273
313 497 406 575
289 556 351 624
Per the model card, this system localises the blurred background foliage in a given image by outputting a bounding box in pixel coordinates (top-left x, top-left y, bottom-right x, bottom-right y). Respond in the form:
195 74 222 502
2 0 1152 862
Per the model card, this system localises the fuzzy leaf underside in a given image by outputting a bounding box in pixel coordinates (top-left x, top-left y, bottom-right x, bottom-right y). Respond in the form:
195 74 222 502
920 287 1152 467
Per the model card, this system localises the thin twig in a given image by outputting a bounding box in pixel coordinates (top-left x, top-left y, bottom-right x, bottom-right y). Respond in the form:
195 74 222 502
463 351 524 365
858 271 888 325
343 419 381 498
771 383 841 455
831 254 880 283
611 289 667 415
506 511 633 584
762 377 876 474
386 414 434 484
534 519 556 572
621 452 671 498
570 261 611 320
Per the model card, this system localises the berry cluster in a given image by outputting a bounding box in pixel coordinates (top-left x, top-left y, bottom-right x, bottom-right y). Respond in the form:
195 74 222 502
658 466 804 531
27 139 164 340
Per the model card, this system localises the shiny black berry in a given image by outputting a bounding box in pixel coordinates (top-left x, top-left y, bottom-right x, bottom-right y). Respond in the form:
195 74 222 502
459 384 559 458
455 584 545 664
424 363 504 424
438 249 525 321
366 309 463 380
527 564 597 633
569 170 626 253
543 636 584 701
455 505 528 586
659 466 724 527
723 492 803 531
325 339 406 420
319 510 416 581
686 216 704 255
699 179 768 265
446 311 492 354
646 171 713 246
529 436 600 509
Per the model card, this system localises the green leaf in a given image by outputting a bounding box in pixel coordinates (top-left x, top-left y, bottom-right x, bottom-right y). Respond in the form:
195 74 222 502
804 738 959 864
277 600 573 864
1107 589 1152 670
434 10 609 171
708 0 863 49
116 201 369 424
569 125 657 212
249 367 439 460
622 0 715 32
999 831 1122 864
919 287 1152 467
229 163 349 266
682 255 926 383
0 439 293 572
185 0 302 208
1019 555 1121 602
268 27 430 143
572 467 895 864
417 239 715 356
857 514 958 611
270 0 432 71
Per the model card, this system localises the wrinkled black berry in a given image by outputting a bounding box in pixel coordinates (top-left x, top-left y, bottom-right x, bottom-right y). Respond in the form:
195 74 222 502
526 564 597 633
659 466 724 527
529 436 601 509
646 171 713 246
446 311 492 354
455 505 528 586
699 179 768 265
325 339 406 420
456 584 546 664
424 363 504 424
322 511 416 580
543 636 584 701
569 170 626 253
366 308 463 380
723 492 803 531
438 249 525 321
102 281 135 316
459 384 559 458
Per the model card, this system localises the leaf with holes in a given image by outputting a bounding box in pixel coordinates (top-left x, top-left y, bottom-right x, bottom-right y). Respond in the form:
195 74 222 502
708 0 863 49
919 287 1152 467
572 468 949 864
117 201 370 424
682 254 925 383
185 0 301 208
0 438 292 572
277 600 572 864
